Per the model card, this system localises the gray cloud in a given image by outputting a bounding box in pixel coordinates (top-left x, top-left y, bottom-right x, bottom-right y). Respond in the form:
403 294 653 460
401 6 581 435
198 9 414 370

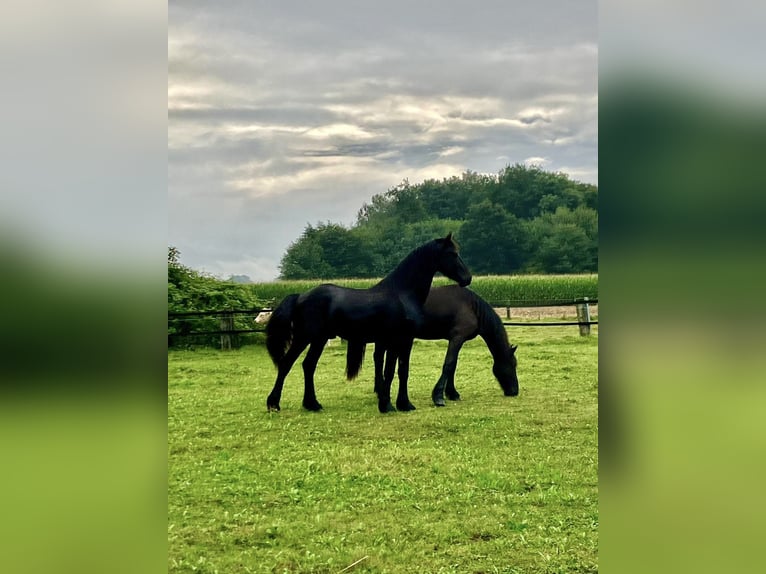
169 1 597 280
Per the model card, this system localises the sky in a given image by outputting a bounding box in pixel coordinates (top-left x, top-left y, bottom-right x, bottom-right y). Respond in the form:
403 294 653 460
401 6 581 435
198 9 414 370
168 1 598 282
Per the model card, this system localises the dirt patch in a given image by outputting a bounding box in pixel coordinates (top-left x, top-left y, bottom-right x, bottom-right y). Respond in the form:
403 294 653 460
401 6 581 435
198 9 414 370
257 305 598 323
494 305 598 320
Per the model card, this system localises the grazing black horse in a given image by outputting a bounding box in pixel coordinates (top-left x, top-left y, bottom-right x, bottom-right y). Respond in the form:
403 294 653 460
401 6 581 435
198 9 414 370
349 285 519 406
265 234 472 413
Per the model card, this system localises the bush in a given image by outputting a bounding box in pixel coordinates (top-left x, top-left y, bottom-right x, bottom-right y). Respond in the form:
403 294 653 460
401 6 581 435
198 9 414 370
168 248 268 347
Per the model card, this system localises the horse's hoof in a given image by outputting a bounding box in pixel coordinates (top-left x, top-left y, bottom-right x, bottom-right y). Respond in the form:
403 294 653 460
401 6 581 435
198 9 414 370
433 398 446 407
446 393 461 401
397 401 416 412
378 402 396 413
303 400 323 412
267 402 281 412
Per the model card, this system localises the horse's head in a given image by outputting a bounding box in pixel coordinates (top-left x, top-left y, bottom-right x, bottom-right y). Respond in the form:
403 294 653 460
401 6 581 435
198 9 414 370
435 233 472 287
493 344 519 396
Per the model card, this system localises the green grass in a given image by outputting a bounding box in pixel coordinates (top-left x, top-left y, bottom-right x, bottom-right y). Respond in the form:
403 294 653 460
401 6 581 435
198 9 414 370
168 325 598 573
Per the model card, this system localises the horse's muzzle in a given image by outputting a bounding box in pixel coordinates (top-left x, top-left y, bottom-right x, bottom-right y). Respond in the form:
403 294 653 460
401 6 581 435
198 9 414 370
459 276 472 287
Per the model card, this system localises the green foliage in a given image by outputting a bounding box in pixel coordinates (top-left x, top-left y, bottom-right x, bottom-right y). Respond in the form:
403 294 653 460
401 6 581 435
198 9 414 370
536 224 595 274
250 274 597 307
168 247 266 347
281 163 598 279
280 224 353 280
459 200 526 274
168 325 598 573
524 207 598 273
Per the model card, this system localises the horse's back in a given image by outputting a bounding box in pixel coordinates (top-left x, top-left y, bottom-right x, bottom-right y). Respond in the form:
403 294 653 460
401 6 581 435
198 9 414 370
332 287 407 341
418 285 479 340
296 283 405 341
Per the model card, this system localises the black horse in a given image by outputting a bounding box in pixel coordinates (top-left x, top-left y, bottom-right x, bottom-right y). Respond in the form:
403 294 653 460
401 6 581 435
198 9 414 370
266 234 472 413
348 285 519 406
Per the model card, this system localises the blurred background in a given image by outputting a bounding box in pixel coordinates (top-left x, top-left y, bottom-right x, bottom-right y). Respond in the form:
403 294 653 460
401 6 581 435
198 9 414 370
0 1 166 573
600 1 766 573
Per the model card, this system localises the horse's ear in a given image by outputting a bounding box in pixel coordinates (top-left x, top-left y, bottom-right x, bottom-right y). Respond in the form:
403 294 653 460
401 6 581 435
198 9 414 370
437 232 457 250
511 344 518 353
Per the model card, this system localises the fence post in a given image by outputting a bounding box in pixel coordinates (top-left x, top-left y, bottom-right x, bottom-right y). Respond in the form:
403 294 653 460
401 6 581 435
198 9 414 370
220 312 234 350
506 306 511 319
575 298 591 336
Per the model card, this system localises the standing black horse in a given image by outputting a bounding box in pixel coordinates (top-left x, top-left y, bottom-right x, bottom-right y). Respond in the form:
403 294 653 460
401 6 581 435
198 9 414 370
265 234 472 413
349 285 519 406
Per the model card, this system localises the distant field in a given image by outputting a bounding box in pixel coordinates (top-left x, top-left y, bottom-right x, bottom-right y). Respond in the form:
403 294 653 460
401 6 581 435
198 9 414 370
168 324 598 573
248 274 598 307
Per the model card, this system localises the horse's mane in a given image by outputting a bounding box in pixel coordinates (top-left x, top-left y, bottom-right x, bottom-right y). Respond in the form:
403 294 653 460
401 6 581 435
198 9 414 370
466 289 511 359
375 240 437 291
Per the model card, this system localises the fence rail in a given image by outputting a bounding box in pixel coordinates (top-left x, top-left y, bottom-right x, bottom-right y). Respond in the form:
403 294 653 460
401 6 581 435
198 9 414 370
167 307 272 348
166 310 271 322
168 298 597 348
501 321 599 326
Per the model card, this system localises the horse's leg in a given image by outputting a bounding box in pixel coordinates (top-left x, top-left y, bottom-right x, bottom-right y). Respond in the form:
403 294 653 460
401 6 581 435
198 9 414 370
445 370 461 402
373 343 385 395
266 338 309 411
377 348 397 413
301 339 327 411
395 341 416 411
444 338 466 401
432 337 466 406
444 342 462 401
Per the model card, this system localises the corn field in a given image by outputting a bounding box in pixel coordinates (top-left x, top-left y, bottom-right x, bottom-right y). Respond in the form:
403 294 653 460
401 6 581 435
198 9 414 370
248 274 597 307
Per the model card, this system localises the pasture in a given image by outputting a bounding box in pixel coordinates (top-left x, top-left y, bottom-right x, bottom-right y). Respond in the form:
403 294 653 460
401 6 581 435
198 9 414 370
168 324 598 573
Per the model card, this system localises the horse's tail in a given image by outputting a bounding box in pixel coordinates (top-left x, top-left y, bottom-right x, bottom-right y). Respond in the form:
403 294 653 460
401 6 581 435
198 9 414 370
266 294 299 365
345 340 366 380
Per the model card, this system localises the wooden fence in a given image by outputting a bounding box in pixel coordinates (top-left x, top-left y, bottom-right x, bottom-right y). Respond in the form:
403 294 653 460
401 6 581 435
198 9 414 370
168 298 597 349
167 307 273 349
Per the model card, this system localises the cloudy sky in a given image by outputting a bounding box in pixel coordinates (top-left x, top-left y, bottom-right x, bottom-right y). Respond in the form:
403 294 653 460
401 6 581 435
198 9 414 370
169 1 597 281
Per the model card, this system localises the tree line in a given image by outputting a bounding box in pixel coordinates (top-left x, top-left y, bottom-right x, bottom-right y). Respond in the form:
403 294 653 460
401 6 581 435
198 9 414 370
279 164 597 279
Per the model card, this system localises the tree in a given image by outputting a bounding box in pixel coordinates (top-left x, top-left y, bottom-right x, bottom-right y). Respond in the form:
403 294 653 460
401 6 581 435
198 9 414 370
524 207 598 273
492 163 546 219
356 180 426 227
492 163 595 219
280 164 598 277
279 223 379 279
227 275 252 284
314 224 372 278
387 182 427 224
459 200 527 274
357 191 396 226
418 171 492 220
279 225 333 279
535 224 595 273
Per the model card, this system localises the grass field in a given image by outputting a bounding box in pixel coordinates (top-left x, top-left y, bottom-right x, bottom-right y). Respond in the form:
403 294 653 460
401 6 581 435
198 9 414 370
168 325 598 573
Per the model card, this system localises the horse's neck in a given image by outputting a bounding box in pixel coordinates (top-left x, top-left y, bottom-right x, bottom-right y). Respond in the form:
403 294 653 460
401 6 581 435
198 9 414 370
476 299 512 364
378 248 435 302
484 333 511 366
